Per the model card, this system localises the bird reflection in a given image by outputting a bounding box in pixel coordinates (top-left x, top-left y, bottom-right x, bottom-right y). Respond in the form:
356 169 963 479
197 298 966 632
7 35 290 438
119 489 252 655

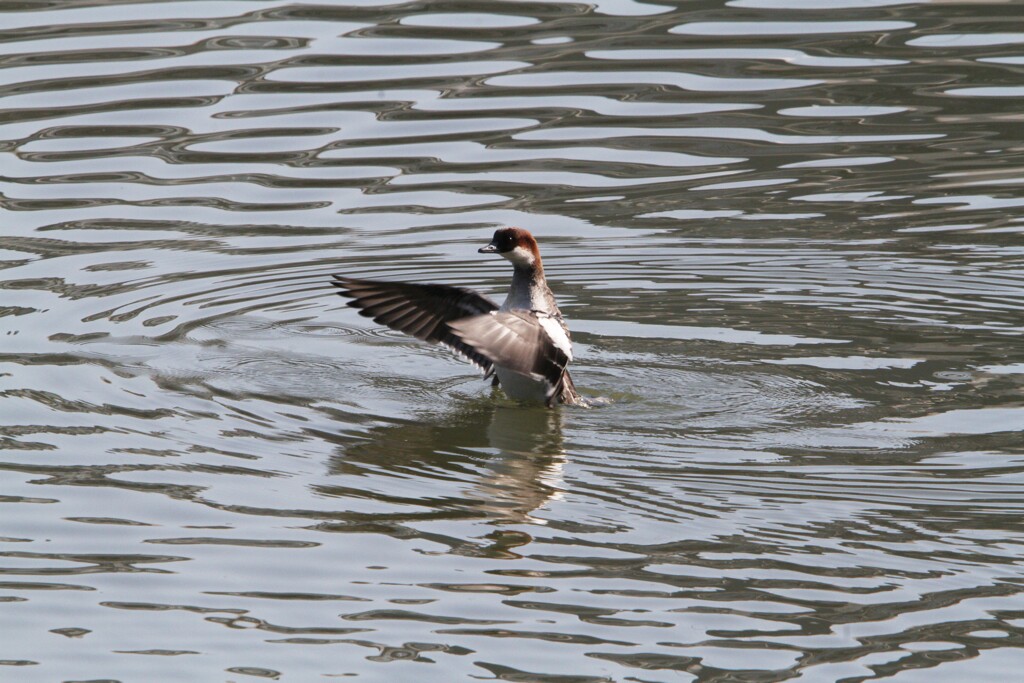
323 400 567 552
476 403 567 526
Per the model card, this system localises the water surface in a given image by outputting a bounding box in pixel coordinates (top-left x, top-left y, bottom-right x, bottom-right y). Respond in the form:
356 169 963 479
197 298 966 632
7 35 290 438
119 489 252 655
2 0 1024 680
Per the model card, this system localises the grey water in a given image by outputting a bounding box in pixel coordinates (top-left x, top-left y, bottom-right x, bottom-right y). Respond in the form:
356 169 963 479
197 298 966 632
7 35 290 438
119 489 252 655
2 0 1024 681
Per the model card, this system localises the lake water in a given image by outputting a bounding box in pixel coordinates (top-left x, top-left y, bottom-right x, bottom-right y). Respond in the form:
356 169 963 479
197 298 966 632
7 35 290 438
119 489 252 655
2 0 1024 680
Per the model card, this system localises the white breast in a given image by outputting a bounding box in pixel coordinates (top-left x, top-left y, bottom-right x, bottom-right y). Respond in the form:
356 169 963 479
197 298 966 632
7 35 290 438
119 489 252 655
495 365 550 402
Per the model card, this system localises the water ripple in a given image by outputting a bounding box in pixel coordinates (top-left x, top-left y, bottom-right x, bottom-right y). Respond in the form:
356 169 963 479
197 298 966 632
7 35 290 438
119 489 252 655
2 0 1023 680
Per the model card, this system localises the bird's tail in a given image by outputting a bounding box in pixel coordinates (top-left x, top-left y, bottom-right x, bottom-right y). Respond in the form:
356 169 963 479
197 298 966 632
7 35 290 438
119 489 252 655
550 370 583 407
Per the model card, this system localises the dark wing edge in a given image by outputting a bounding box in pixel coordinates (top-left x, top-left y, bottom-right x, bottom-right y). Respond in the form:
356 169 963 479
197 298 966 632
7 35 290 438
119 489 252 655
448 311 582 407
332 276 500 376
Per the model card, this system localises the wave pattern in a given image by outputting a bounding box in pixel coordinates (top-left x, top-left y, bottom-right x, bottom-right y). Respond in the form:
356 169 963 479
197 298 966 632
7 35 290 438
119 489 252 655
2 0 1024 680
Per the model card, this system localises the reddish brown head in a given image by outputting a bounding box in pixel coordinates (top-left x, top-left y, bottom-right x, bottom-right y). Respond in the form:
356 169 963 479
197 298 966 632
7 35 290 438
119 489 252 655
478 227 541 268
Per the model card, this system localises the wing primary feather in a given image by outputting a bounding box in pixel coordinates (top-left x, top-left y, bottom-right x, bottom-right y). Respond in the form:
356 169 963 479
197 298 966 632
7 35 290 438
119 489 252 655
333 276 499 376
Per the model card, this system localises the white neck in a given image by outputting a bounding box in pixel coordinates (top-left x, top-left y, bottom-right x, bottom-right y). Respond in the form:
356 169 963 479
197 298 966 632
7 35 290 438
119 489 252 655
503 245 537 269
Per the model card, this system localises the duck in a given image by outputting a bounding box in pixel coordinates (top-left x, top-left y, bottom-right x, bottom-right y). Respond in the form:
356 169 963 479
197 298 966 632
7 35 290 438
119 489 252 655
332 227 581 407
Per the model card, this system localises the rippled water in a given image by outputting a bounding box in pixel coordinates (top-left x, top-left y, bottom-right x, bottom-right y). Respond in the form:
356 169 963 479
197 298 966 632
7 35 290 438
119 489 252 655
3 0 1024 680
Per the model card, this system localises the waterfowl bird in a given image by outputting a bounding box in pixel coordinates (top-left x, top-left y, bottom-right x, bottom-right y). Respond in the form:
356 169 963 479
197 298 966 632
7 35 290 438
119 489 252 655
332 228 581 406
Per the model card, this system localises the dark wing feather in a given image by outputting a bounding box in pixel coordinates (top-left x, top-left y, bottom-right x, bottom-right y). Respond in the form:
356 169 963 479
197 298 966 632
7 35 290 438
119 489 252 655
332 276 499 374
447 311 573 405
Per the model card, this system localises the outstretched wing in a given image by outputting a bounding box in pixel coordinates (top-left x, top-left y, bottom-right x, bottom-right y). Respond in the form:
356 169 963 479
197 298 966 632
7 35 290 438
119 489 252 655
332 276 500 374
447 311 572 404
